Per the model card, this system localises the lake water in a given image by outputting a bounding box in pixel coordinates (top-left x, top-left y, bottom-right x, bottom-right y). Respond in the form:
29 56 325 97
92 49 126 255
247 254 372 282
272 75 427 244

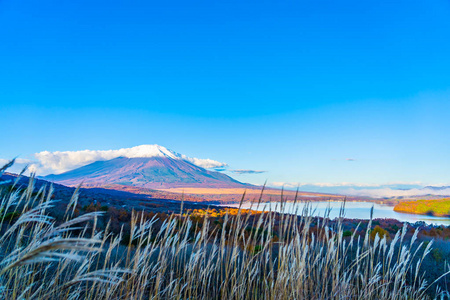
225 201 450 226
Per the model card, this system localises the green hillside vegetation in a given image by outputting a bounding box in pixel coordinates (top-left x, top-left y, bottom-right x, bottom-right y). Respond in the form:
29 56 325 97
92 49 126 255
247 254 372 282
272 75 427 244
394 199 450 217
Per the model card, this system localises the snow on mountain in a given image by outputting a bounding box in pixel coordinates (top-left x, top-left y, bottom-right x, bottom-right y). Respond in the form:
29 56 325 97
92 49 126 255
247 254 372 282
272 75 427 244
115 144 181 159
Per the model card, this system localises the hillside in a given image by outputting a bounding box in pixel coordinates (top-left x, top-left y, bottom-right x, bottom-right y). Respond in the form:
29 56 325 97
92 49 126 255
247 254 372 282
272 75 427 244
394 199 450 217
43 156 250 189
1 172 219 213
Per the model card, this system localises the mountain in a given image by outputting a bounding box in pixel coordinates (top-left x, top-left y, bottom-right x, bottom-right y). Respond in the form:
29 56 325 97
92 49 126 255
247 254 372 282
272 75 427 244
422 186 450 191
42 145 250 189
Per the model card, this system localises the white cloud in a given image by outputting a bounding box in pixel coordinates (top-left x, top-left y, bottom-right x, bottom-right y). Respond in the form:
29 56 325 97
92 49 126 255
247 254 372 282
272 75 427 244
270 182 299 189
181 156 227 169
0 158 37 174
271 181 424 188
306 182 381 187
0 158 33 165
271 182 386 188
4 145 228 175
231 169 266 175
269 181 443 198
343 187 450 198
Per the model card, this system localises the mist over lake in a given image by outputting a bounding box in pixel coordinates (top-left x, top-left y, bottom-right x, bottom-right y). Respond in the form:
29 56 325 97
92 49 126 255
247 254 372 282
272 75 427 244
227 201 450 225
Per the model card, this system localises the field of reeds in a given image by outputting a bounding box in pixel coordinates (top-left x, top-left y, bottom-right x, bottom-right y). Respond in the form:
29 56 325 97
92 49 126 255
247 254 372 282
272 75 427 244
0 161 449 299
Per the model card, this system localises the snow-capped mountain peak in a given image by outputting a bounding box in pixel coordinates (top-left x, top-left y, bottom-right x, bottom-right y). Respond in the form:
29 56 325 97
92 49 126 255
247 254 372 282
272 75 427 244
114 145 181 159
33 145 227 175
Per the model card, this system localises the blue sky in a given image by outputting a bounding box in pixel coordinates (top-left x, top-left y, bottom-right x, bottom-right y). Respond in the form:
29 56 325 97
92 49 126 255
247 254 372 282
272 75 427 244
1 0 450 191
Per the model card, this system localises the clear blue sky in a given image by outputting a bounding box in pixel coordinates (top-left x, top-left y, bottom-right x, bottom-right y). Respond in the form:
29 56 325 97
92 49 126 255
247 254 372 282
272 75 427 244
1 0 450 187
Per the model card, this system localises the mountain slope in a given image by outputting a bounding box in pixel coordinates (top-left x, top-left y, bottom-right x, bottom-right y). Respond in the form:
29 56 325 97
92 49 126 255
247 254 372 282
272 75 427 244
43 156 250 189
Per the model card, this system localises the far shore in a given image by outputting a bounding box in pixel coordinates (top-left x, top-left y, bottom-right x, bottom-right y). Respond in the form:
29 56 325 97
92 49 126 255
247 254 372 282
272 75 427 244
394 199 450 218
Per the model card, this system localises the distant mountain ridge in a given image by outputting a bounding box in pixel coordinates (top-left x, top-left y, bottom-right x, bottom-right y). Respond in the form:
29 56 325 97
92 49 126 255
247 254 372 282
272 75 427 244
43 154 251 189
422 186 450 191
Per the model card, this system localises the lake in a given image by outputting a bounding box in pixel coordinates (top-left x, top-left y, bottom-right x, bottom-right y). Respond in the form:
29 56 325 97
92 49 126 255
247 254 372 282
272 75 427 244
225 201 450 226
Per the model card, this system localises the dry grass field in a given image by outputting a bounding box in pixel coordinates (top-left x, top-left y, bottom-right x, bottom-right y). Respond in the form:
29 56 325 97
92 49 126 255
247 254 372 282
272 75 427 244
1 161 449 299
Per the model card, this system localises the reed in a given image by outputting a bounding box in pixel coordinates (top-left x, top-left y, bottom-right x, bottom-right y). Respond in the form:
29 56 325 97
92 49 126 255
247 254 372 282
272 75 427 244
0 161 448 299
